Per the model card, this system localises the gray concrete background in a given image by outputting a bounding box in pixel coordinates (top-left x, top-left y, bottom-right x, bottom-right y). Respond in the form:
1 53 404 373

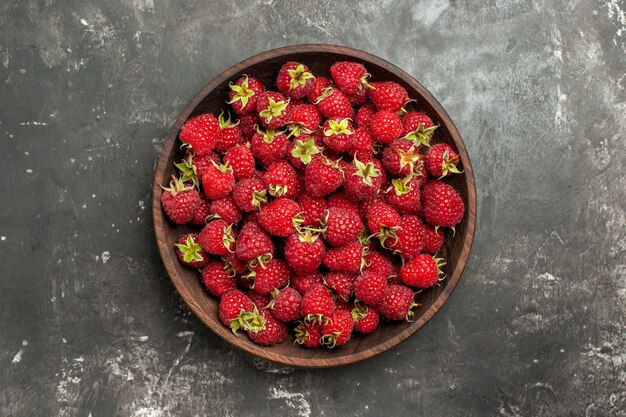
1 0 625 416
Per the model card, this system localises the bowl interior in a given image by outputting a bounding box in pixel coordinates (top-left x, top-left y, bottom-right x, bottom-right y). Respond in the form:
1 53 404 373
153 45 476 367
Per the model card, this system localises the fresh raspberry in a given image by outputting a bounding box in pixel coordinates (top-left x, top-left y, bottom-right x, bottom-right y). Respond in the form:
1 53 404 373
322 117 355 152
202 162 235 200
307 76 332 103
323 241 366 274
385 176 421 215
364 251 395 277
389 215 424 260
263 160 300 198
327 191 359 213
304 155 344 197
324 272 356 301
175 233 209 269
256 91 291 130
297 194 327 226
314 87 354 119
353 272 388 306
400 254 445 289
247 291 270 309
358 193 386 223
202 261 237 297
222 252 247 274
227 75 265 115
189 152 220 184
291 271 324 295
352 303 380 334
232 179 267 212
191 197 211 226
294 321 323 348
214 112 243 153
367 81 408 112
251 128 288 168
287 104 322 137
376 285 418 321
324 207 364 247
382 139 422 176
370 110 403 144
218 290 263 332
422 180 465 227
367 202 401 248
426 143 461 178
198 219 236 256
344 157 385 201
244 258 291 295
258 198 301 237
333 296 352 312
224 144 255 180
179 113 220 156
248 310 288 346
276 62 315 99
402 111 438 147
413 160 430 189
330 61 370 95
355 102 376 129
269 287 302 322
239 112 260 138
284 232 326 274
161 176 201 225
207 196 241 224
422 224 444 253
300 283 335 324
288 134 322 169
321 309 354 347
235 221 274 262
349 128 374 160
349 88 369 107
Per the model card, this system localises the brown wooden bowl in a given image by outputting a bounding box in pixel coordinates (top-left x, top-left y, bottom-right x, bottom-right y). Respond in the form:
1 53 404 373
152 44 476 367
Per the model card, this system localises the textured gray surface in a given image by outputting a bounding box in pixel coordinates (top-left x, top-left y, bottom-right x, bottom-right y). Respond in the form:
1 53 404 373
1 0 625 416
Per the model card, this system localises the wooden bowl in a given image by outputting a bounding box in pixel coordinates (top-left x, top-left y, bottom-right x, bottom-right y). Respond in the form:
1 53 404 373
152 44 476 367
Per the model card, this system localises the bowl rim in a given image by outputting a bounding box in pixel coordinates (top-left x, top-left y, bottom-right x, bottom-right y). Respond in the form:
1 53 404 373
152 44 477 367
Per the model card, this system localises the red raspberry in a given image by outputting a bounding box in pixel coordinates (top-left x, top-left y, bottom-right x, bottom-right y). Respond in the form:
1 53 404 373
344 158 385 201
269 287 303 322
370 110 403 144
304 156 344 197
348 88 369 106
385 177 421 215
191 196 211 226
322 117 355 152
307 76 332 103
352 303 380 334
366 202 401 248
239 112 260 138
323 241 366 274
232 179 267 212
422 224 444 253
161 176 201 225
209 196 242 224
314 87 354 119
300 283 335 324
364 251 396 277
288 134 322 169
376 285 418 321
235 222 274 262
244 258 291 295
202 162 234 200
321 309 354 347
324 207 364 247
349 128 374 160
247 291 270 309
382 139 422 176
324 272 356 301
218 290 262 332
202 261 237 297
402 111 438 147
284 232 326 274
426 143 461 178
214 112 243 153
224 144 255 180
389 215 424 260
367 81 408 112
227 75 265 115
353 272 388 306
222 252 247 275
263 160 300 198
291 271 324 295
248 310 288 346
251 128 288 168
422 180 465 227
355 102 376 129
330 61 370 95
287 104 322 137
256 91 291 130
175 233 209 269
179 113 220 156
400 254 445 289
297 193 327 226
198 219 236 256
276 62 315 99
358 193 386 223
294 321 323 348
258 198 301 237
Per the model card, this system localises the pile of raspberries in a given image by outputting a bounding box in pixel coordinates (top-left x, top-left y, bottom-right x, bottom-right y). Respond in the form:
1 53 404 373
160 61 465 348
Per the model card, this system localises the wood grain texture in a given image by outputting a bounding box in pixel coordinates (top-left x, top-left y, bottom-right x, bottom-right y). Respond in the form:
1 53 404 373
152 44 477 367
